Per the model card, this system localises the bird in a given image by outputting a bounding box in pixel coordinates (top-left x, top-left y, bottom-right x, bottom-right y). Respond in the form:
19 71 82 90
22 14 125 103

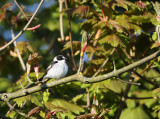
39 55 68 82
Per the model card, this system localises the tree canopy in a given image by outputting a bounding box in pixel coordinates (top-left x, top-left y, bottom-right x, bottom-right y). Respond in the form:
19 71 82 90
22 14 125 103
0 0 160 119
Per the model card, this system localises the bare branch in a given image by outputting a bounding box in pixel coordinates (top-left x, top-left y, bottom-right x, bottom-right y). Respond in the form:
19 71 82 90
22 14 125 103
93 49 115 77
117 77 141 86
11 27 26 71
0 50 160 101
0 0 44 51
59 0 65 42
6 101 36 119
14 0 29 21
127 96 160 100
64 0 77 71
116 48 159 87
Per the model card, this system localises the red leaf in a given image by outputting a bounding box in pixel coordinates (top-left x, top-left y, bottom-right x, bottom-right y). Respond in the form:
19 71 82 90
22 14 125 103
136 1 146 9
28 107 42 117
1 2 13 10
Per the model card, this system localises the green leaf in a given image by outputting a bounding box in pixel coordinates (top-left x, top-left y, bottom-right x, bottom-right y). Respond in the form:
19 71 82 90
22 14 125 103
99 34 121 47
120 107 150 119
0 78 11 91
64 5 90 17
151 42 160 49
115 0 136 11
43 89 50 103
49 99 84 114
14 93 43 107
152 32 158 41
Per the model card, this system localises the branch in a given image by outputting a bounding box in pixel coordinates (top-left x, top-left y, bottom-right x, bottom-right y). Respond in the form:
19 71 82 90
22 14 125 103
0 0 44 51
11 27 26 71
64 0 77 71
6 101 36 119
14 0 29 21
0 50 160 101
58 0 65 42
127 96 160 100
93 48 115 77
115 76 133 119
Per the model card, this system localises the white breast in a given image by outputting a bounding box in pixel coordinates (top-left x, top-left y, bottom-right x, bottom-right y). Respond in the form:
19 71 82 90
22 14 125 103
44 62 68 79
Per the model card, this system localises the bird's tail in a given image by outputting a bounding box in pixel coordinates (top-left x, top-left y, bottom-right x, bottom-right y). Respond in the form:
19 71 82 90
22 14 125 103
38 75 44 81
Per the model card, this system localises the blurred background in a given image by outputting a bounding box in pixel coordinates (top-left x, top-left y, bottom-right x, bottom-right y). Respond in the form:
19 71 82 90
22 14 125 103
0 0 160 119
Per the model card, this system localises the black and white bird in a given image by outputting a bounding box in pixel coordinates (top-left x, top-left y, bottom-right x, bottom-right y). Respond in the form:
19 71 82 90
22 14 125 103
39 55 68 82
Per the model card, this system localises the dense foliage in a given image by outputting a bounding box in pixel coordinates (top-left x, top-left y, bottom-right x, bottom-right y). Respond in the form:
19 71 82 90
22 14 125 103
0 0 160 119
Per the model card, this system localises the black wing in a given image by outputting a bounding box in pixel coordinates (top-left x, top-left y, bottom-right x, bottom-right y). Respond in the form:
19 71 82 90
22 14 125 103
38 61 58 81
46 61 58 73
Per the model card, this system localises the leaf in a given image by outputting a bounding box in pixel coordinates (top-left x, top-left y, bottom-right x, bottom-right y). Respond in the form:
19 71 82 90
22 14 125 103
0 11 6 22
151 42 160 49
76 114 96 119
115 0 136 11
65 5 90 17
27 53 43 65
0 3 13 22
120 107 150 119
136 1 146 9
98 108 111 118
152 32 158 41
14 93 43 107
152 88 160 96
6 110 16 118
95 29 101 39
62 41 81 51
43 89 50 103
46 99 84 115
99 34 121 47
108 20 124 33
134 91 155 108
0 78 11 91
28 107 42 117
15 41 34 53
90 59 105 65
1 3 13 10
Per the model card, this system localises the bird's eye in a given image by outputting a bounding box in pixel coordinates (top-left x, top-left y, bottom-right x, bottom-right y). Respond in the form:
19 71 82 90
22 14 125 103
57 55 63 60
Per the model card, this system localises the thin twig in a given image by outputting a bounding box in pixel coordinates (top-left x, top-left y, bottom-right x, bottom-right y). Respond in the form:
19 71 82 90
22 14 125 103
113 60 140 85
133 71 159 87
100 0 105 19
127 96 160 100
6 101 36 119
64 0 77 71
77 54 84 73
117 77 141 86
91 9 103 21
0 0 44 51
14 0 29 21
139 58 156 74
116 48 159 87
6 103 17 115
115 76 133 119
11 27 26 71
58 0 65 42
93 49 115 77
86 88 90 109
